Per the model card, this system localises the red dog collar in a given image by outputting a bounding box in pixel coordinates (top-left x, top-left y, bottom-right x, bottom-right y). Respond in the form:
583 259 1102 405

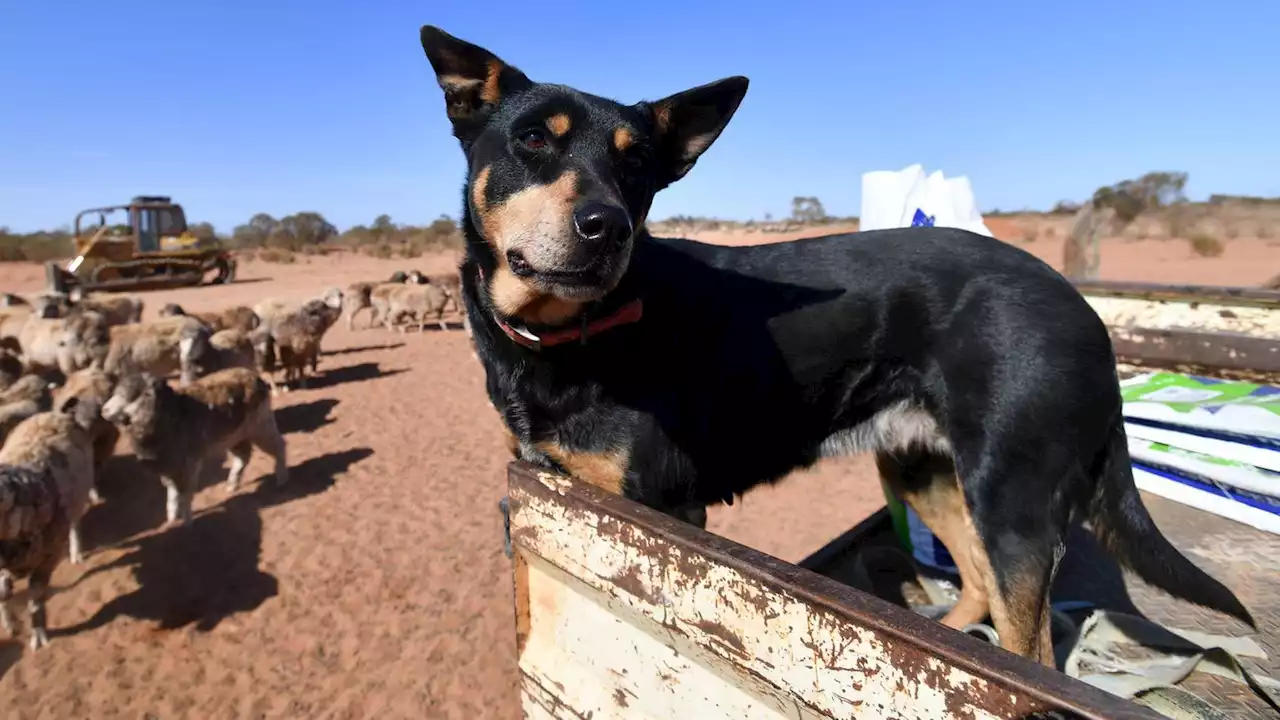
476 266 643 350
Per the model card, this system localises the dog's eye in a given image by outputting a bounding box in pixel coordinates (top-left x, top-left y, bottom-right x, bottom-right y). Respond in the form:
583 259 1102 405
623 151 645 170
517 129 549 151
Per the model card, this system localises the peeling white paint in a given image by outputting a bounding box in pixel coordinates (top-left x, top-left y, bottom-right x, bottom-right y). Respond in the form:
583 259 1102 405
1086 295 1278 336
509 483 1059 719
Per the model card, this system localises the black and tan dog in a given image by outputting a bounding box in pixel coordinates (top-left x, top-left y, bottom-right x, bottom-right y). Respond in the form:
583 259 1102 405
418 25 1253 664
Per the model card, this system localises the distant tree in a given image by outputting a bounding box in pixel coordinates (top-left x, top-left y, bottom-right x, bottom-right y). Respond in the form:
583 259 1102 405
269 212 337 250
372 213 396 242
1090 171 1188 226
231 213 279 248
790 196 827 223
189 221 217 242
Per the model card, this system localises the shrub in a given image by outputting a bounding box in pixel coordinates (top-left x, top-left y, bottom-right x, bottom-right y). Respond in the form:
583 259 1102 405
1188 233 1224 258
258 248 297 264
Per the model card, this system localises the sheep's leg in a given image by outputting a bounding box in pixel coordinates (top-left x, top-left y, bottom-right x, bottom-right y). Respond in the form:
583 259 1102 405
176 462 199 524
0 570 14 636
68 521 84 564
437 310 448 332
252 412 289 487
161 466 197 526
27 562 53 650
161 475 181 525
226 440 253 493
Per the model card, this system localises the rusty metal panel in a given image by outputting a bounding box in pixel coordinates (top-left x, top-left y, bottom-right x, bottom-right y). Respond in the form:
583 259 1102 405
1072 280 1280 309
507 463 1161 720
1107 326 1280 375
1084 295 1280 338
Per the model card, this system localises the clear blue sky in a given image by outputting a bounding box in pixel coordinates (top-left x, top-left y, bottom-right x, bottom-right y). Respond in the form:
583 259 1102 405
2 1 1277 234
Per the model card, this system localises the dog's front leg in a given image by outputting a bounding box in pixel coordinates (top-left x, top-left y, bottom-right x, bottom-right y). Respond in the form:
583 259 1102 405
671 504 708 530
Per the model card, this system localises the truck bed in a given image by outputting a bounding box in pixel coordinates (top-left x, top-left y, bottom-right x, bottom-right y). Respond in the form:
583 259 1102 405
505 462 1166 719
800 493 1280 719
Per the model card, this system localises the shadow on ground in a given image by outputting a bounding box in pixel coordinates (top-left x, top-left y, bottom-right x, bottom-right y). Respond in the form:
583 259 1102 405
58 447 374 639
304 362 407 390
0 640 19 682
275 398 340 435
321 342 405 357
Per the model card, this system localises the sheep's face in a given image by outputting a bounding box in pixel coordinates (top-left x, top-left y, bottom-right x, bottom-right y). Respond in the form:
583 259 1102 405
58 311 109 373
57 394 102 433
34 293 70 319
321 287 344 310
100 374 160 428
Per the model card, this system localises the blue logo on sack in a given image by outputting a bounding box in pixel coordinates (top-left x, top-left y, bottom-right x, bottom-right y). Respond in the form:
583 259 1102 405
911 208 936 227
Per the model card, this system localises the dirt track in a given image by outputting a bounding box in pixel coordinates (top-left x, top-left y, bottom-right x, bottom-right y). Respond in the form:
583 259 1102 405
0 230 1275 718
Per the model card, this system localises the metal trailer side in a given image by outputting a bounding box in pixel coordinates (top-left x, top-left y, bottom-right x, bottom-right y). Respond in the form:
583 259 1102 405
505 463 1162 719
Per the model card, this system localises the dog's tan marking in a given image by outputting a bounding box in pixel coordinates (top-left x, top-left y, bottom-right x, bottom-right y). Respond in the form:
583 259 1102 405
546 113 571 137
481 59 504 105
982 551 1057 667
438 73 481 92
536 441 629 495
652 104 671 135
476 169 585 325
612 127 634 152
878 451 1057 666
876 453 991 630
471 165 492 219
500 424 519 458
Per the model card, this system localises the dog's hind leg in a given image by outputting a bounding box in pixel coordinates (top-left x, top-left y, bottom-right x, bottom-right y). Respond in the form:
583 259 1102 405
963 453 1068 667
877 451 990 631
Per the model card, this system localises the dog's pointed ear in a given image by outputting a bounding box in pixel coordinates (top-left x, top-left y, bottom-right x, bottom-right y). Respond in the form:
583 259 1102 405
646 76 749 189
420 25 532 141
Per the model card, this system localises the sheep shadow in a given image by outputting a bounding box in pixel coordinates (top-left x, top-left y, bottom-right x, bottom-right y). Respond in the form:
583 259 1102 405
393 321 467 333
57 447 374 638
321 342 405 357
303 362 407 390
0 639 19 683
274 397 339 435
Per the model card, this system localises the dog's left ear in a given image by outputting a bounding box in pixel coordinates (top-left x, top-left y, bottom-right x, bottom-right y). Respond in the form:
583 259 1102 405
420 25 532 143
646 76 749 190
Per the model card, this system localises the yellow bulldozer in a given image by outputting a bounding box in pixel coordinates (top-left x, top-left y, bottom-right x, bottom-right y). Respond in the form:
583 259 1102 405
46 195 237 294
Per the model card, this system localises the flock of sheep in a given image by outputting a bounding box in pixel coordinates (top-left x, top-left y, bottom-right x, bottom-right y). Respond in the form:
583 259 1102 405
0 268 463 651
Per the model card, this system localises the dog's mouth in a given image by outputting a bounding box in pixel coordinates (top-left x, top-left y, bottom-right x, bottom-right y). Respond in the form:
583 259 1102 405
506 249 619 296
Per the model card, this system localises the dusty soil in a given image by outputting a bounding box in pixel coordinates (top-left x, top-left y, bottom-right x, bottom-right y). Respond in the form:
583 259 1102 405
0 229 1275 719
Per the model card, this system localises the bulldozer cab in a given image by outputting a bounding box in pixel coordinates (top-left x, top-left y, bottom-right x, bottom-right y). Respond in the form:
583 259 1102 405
74 196 190 256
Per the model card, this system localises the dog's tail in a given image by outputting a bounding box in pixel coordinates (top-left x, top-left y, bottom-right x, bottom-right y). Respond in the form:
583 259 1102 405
1088 419 1255 629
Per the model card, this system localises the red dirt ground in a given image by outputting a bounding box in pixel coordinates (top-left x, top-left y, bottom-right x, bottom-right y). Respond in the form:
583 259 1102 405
0 231 1274 719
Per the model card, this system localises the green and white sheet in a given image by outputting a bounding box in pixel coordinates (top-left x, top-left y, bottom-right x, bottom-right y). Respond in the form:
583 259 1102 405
1121 372 1280 534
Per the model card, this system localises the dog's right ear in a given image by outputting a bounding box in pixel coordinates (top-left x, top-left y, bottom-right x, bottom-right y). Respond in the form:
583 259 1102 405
420 26 532 143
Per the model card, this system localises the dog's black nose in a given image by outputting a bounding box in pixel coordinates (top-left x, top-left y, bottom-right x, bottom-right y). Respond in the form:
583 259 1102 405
573 203 632 246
